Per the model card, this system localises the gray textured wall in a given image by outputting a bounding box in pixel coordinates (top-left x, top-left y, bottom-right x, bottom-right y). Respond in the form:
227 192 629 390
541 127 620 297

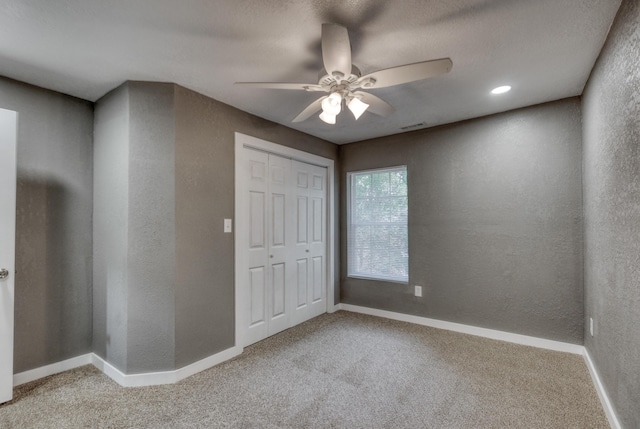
582 0 640 426
93 83 130 370
0 77 93 373
340 99 584 344
173 85 338 368
94 82 177 373
93 81 337 372
126 82 176 373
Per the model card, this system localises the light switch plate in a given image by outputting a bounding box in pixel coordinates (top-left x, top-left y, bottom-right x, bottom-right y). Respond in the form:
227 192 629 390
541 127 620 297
224 219 232 233
415 285 422 297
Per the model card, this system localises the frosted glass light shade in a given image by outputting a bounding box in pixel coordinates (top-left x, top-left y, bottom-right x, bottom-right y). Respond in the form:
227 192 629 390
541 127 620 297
347 97 369 120
319 111 336 124
321 93 342 115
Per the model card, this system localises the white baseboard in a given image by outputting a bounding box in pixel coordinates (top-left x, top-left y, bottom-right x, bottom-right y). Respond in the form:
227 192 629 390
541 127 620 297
13 353 93 386
338 303 584 355
92 346 243 387
175 346 243 382
14 346 243 388
583 349 621 429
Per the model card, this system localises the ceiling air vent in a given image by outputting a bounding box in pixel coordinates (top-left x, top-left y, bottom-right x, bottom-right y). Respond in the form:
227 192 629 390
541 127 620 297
400 122 426 131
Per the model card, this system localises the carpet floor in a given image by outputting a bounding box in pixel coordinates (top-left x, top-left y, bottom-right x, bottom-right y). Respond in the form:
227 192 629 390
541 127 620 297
0 311 608 428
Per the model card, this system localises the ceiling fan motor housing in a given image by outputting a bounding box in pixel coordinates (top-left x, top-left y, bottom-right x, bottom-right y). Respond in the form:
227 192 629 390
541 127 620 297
318 65 361 88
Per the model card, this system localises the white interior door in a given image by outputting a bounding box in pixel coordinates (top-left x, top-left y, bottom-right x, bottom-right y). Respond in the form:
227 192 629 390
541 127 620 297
240 149 269 346
239 150 294 344
291 161 327 324
303 162 327 319
266 154 293 336
0 108 17 404
236 139 330 348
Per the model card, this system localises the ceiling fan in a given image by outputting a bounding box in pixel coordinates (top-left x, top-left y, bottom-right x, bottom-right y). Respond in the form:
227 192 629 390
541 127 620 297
235 23 452 125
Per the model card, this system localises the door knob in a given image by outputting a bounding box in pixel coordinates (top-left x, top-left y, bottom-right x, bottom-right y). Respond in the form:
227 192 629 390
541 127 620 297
0 268 8 280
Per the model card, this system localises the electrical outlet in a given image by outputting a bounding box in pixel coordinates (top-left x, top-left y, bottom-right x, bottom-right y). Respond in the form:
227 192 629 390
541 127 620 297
590 317 594 336
414 285 422 297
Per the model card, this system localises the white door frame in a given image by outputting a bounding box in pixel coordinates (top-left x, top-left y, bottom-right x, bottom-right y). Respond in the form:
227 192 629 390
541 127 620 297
0 108 17 404
234 132 335 348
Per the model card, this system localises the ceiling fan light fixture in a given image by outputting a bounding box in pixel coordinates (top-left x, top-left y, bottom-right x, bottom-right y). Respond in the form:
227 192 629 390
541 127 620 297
347 96 369 120
319 111 336 124
491 85 511 95
321 92 342 115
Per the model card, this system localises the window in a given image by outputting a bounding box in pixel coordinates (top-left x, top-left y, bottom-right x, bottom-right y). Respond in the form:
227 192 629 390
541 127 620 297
347 166 408 283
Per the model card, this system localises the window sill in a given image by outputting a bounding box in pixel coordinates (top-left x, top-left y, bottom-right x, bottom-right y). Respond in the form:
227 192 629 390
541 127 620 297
347 274 408 285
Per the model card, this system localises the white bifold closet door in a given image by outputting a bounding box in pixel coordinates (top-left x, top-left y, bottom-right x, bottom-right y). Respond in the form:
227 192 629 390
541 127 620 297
291 160 326 325
241 148 326 347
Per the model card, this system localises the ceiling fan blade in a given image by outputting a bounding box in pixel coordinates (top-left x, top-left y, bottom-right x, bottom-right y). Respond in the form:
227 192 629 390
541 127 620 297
321 23 352 78
235 82 326 92
353 91 395 117
358 58 453 89
292 96 326 123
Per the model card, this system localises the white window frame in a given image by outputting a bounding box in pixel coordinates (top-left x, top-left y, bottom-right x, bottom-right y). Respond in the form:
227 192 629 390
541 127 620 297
347 165 408 284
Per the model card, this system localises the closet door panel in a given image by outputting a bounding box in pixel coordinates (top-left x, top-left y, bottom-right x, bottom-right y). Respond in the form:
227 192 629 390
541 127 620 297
291 161 311 324
296 259 308 308
249 267 266 326
307 164 327 318
267 154 293 336
242 150 269 345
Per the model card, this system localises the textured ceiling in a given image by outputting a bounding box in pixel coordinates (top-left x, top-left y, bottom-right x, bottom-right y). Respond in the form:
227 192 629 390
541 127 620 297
0 0 621 144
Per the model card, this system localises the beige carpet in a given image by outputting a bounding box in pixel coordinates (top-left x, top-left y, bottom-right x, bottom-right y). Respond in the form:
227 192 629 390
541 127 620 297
0 311 608 428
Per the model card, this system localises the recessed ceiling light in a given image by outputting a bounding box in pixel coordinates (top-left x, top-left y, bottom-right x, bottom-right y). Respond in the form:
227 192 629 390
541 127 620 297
491 85 512 95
